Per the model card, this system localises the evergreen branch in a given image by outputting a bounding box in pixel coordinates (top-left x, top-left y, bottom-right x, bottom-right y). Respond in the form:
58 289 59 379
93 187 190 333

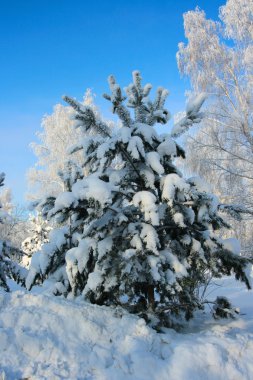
63 96 111 138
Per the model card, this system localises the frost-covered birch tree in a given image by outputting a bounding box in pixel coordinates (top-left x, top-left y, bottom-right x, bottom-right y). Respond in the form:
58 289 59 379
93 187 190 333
0 185 28 257
27 89 110 201
0 209 29 262
26 72 251 327
177 0 253 255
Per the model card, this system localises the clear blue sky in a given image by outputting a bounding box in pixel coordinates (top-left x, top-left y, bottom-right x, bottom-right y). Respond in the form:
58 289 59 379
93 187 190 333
0 0 224 204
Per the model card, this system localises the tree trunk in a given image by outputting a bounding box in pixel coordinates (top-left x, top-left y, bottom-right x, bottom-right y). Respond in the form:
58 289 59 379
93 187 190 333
147 285 155 310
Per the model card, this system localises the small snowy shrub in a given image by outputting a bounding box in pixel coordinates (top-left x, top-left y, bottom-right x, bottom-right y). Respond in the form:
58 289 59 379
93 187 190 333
213 296 240 319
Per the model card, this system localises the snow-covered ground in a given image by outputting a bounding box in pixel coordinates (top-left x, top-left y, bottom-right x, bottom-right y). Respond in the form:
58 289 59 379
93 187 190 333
0 278 253 380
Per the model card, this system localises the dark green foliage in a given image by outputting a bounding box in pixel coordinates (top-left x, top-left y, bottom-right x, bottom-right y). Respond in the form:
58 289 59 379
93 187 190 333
213 296 239 319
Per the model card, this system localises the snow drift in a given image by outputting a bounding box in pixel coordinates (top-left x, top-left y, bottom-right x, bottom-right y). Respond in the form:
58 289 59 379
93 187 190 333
0 278 253 380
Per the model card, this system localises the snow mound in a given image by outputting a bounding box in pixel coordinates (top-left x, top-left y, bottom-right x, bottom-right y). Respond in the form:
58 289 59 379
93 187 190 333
0 279 253 379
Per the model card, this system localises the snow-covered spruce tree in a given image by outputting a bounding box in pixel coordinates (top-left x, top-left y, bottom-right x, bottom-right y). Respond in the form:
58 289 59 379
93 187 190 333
21 212 51 268
27 72 251 324
0 173 27 291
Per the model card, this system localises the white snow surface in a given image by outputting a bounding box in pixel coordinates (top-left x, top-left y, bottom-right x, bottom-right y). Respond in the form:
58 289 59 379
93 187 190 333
145 151 164 175
133 191 159 225
157 138 177 158
161 173 190 204
72 176 116 207
134 122 159 143
54 191 77 211
0 278 253 380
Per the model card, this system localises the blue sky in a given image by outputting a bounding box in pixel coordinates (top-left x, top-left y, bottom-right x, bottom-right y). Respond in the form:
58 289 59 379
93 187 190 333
0 0 224 204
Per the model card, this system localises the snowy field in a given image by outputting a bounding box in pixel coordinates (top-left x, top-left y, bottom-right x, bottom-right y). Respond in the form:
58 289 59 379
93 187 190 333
0 277 253 380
